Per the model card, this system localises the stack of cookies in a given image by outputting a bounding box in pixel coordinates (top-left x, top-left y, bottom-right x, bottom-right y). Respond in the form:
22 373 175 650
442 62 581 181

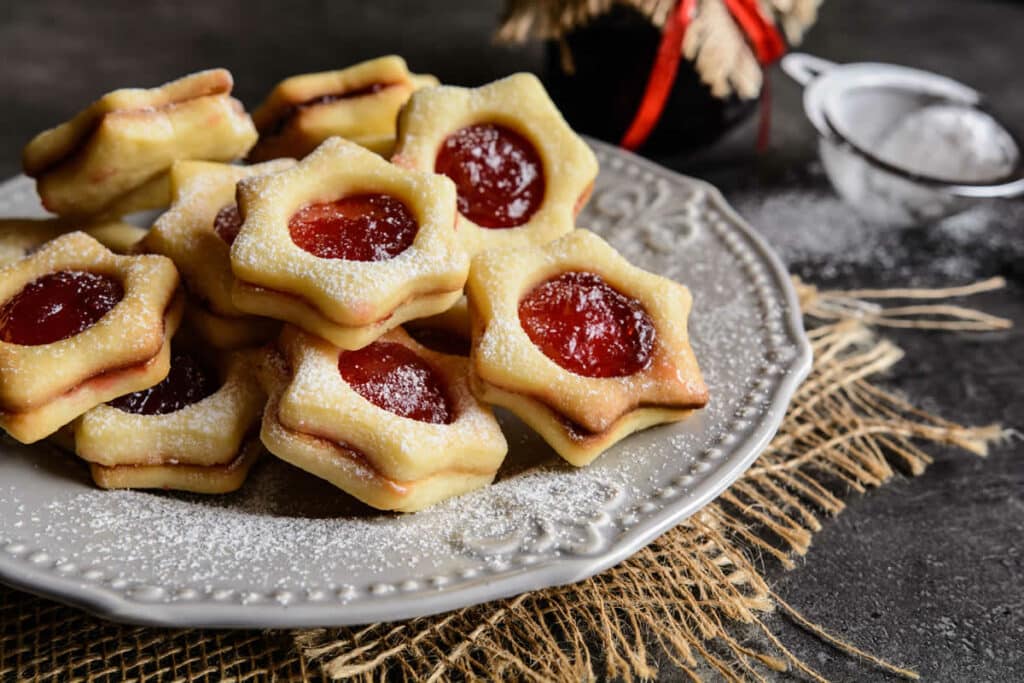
0 56 706 512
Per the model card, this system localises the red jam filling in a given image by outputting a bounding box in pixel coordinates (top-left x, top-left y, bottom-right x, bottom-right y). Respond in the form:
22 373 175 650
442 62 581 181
289 193 418 261
518 271 655 378
109 351 219 415
434 123 545 229
0 271 123 346
213 204 243 246
338 341 453 424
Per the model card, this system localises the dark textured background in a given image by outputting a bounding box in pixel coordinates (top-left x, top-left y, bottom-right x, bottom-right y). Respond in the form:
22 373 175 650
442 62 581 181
1 0 1022 680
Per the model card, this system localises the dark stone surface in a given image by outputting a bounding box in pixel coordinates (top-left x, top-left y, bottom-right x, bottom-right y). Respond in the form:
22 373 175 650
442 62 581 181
1 0 1021 680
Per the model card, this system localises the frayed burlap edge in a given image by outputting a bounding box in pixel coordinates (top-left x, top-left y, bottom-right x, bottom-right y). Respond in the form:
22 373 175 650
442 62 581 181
296 277 1011 682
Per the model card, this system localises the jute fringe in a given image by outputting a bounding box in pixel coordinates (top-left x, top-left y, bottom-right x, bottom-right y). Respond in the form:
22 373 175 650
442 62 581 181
297 277 1009 681
795 276 1012 331
0 277 1009 681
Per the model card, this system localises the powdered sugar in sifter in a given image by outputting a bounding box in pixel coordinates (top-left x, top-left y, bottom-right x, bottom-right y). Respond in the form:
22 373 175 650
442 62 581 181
782 53 1024 227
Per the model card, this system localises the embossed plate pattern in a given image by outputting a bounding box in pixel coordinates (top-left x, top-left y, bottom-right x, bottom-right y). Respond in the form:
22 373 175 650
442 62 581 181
0 140 811 627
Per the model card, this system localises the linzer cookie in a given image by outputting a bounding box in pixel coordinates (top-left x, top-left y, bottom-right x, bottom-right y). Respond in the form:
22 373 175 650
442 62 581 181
74 349 265 493
0 232 183 443
22 69 257 218
230 136 467 350
392 73 598 255
249 55 438 161
257 326 507 512
466 229 707 466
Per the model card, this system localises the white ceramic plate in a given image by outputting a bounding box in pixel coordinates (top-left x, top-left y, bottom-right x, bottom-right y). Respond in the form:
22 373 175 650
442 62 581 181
0 140 810 627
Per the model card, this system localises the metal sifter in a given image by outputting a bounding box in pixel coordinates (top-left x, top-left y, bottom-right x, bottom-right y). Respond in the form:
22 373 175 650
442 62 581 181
782 53 1024 226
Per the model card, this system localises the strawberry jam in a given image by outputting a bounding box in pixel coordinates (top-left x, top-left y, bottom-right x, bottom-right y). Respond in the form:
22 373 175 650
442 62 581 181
434 123 545 228
289 193 418 261
109 351 219 415
518 271 655 378
338 341 453 424
213 204 243 246
0 270 123 346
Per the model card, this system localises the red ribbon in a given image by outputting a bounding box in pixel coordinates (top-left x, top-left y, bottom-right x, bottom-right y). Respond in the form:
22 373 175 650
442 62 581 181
620 0 696 151
722 0 786 65
619 0 786 152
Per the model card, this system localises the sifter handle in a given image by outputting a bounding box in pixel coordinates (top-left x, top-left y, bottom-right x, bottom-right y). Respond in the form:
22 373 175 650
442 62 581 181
781 53 837 87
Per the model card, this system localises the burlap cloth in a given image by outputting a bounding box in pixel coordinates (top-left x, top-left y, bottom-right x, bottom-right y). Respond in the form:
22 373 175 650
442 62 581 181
0 277 1010 682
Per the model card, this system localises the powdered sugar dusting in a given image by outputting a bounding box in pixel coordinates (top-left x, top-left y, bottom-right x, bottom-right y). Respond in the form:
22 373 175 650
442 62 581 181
731 183 1024 284
0 447 628 591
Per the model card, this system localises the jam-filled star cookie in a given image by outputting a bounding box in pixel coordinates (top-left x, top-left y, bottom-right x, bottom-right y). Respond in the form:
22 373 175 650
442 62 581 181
142 159 294 349
230 137 467 349
74 348 265 493
0 217 147 267
467 229 708 466
257 326 507 512
22 69 257 218
0 232 183 443
392 73 598 255
249 55 438 161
